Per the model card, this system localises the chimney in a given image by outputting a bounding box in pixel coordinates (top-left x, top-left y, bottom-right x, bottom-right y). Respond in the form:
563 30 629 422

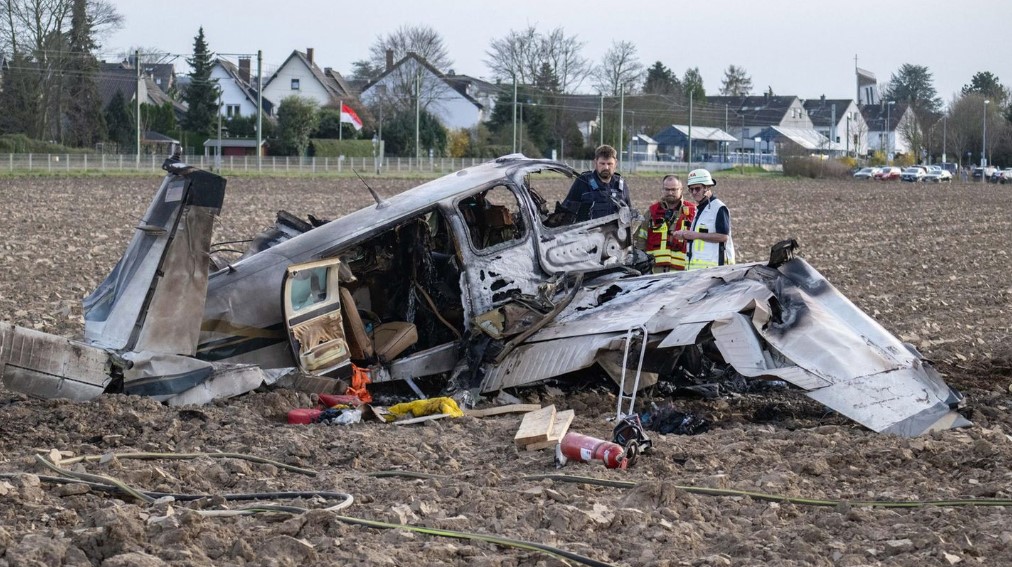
386 48 394 71
238 56 251 84
306 47 314 66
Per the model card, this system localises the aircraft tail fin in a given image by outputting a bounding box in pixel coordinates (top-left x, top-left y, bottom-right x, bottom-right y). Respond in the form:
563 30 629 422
83 160 226 356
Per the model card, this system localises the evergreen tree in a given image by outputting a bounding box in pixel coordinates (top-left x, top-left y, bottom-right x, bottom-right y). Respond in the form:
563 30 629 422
642 62 680 96
182 27 219 141
0 52 43 136
104 90 134 150
961 71 1009 107
719 64 753 96
382 108 447 157
140 102 177 136
884 63 942 116
275 96 319 156
683 67 705 102
64 0 106 147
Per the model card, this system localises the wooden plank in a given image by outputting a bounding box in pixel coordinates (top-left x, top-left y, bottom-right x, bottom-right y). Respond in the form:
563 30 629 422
513 405 557 448
393 413 451 426
464 403 542 418
525 409 575 451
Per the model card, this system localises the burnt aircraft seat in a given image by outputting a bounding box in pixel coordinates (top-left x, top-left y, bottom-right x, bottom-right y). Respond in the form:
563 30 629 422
339 287 418 364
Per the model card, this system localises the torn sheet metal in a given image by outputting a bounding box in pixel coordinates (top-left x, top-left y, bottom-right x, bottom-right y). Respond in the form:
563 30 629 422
0 322 113 400
485 258 966 436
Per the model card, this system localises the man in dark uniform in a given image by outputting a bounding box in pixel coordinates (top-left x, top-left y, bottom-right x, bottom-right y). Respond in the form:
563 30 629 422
560 144 631 221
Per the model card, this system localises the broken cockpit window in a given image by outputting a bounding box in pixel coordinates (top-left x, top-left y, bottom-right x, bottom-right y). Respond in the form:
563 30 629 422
458 185 526 250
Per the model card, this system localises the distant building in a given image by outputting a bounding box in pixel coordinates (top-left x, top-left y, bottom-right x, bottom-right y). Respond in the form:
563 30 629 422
857 67 879 106
803 97 868 156
261 48 356 114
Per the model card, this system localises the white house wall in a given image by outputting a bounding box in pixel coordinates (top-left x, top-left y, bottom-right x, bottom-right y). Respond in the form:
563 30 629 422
263 59 335 113
361 60 482 130
211 66 259 117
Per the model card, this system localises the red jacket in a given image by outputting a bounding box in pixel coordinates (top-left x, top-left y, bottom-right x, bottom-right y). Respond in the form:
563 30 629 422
642 199 696 271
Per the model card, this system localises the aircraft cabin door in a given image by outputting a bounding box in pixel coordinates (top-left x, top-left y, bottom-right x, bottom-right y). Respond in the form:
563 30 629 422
281 258 351 377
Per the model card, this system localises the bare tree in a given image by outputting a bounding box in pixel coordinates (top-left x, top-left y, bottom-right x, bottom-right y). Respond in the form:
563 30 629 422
1 0 120 54
0 0 121 140
592 40 643 96
484 25 590 93
367 24 452 74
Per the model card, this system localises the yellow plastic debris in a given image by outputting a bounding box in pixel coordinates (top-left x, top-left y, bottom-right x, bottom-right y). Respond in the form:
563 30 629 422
388 397 465 419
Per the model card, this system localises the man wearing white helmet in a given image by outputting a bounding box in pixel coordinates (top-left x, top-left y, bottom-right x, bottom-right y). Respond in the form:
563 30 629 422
672 168 735 269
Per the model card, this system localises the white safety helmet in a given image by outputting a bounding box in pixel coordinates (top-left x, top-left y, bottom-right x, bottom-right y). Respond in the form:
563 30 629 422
686 168 715 187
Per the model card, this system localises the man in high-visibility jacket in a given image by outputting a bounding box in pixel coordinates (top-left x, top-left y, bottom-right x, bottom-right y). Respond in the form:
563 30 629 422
672 168 735 270
635 175 696 272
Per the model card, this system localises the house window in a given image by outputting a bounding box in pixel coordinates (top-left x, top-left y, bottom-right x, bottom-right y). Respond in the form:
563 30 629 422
291 78 300 90
226 105 240 117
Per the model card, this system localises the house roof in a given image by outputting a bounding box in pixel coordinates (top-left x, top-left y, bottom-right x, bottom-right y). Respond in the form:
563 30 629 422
632 134 657 145
803 98 855 128
216 58 274 114
861 102 909 131
264 50 354 105
362 52 482 108
653 125 738 145
203 138 266 148
706 95 800 125
444 73 507 100
96 62 184 115
143 130 179 144
757 126 844 151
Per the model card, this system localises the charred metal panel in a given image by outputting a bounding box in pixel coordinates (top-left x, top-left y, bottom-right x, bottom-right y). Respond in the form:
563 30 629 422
461 247 544 315
0 322 112 400
481 333 619 391
134 206 219 355
537 224 629 273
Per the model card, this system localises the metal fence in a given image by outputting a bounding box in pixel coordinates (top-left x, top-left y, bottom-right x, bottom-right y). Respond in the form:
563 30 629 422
0 153 603 175
0 152 782 176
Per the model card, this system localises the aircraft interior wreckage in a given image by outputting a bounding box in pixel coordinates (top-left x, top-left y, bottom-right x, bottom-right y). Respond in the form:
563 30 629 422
0 155 969 436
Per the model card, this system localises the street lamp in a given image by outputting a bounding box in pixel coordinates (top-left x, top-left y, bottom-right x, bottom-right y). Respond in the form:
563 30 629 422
982 99 990 173
885 101 895 163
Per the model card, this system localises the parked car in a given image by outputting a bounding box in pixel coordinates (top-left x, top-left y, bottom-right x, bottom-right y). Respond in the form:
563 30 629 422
999 168 1012 184
874 166 902 180
972 166 997 181
922 166 952 182
900 166 927 182
853 167 880 180
989 168 1004 183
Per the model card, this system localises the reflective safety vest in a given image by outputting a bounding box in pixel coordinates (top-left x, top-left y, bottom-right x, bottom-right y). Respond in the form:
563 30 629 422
687 197 735 270
637 200 696 271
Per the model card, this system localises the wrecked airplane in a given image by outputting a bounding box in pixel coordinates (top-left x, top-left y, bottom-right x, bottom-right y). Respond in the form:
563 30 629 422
0 155 969 436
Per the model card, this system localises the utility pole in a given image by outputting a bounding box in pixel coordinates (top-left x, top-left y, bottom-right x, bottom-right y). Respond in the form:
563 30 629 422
599 92 604 147
687 90 693 169
512 75 517 153
135 50 141 167
257 50 263 171
618 84 624 162
830 104 837 156
415 71 421 162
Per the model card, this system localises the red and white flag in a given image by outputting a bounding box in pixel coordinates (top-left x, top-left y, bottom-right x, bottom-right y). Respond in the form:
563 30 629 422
341 103 363 131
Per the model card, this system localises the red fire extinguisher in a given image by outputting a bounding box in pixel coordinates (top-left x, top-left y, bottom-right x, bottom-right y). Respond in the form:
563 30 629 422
558 432 629 469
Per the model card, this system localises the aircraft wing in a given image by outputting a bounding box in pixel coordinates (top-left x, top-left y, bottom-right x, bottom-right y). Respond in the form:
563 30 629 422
482 258 968 437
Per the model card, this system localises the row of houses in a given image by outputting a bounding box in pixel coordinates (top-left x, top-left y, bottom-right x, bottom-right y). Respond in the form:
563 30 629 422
6 47 918 160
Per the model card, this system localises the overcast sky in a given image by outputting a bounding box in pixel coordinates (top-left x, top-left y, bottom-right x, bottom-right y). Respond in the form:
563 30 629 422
101 0 1010 106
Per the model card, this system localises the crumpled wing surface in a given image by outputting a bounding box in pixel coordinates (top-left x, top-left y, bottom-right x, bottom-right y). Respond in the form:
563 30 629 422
483 258 967 436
